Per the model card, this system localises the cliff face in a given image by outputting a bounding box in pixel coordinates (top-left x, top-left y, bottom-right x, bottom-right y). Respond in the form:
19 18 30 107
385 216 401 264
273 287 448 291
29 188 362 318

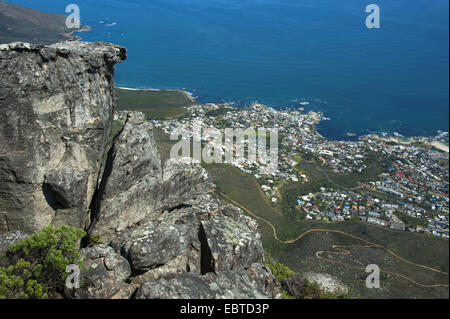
88 112 214 242
0 41 280 299
0 41 126 233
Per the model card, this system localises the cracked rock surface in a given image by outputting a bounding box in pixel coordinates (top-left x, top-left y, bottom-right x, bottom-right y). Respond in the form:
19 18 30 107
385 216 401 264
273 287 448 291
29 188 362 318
68 244 131 299
89 112 214 243
0 41 126 233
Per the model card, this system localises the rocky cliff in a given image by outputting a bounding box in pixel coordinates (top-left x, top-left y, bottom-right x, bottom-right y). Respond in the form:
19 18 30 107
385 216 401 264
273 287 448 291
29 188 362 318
0 41 127 233
0 41 280 299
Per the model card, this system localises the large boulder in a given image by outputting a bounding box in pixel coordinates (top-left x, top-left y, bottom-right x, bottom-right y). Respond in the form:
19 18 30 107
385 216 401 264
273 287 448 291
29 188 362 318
89 112 214 242
281 273 308 298
113 194 220 285
0 41 126 233
110 198 279 299
110 209 201 272
110 202 265 280
160 157 214 209
67 245 132 299
88 112 163 241
135 270 272 299
246 263 282 299
201 205 264 272
303 272 349 295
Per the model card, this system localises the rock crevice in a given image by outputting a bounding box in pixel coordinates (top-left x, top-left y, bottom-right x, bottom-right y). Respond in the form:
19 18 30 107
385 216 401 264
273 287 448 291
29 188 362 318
198 222 215 275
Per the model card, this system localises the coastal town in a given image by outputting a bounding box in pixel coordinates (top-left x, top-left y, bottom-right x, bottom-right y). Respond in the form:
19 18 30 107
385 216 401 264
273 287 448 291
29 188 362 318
127 100 449 239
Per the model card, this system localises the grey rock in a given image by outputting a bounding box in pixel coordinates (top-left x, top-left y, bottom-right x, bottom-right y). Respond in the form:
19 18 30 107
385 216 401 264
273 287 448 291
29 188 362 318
110 199 276 298
111 209 200 272
303 272 349 295
0 230 29 255
161 157 214 204
129 252 198 285
89 112 163 241
202 205 264 272
185 193 221 220
158 158 214 213
89 114 214 242
0 41 126 233
68 244 131 299
135 270 272 299
43 168 90 209
247 263 283 299
111 198 271 289
112 283 138 299
43 168 90 228
281 273 307 298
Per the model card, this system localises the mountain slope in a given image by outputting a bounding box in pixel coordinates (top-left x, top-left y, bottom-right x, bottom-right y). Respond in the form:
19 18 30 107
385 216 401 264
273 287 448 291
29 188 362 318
0 0 82 44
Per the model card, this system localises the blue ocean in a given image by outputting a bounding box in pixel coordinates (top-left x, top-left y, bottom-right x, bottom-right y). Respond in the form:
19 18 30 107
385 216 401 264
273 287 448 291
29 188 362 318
8 0 449 140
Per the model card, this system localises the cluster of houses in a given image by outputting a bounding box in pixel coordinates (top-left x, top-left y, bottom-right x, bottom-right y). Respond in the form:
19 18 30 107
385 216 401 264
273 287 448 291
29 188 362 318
151 102 324 181
144 102 449 239
297 187 448 238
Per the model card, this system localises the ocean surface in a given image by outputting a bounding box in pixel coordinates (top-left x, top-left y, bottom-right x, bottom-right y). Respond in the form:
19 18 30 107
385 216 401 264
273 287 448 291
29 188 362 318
9 0 449 140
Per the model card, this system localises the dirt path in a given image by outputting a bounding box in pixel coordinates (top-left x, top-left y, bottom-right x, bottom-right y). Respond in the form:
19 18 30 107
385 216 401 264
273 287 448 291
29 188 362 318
215 190 449 288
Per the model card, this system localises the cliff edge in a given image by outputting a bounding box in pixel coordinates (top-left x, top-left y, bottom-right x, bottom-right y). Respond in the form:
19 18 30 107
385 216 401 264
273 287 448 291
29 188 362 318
0 41 280 299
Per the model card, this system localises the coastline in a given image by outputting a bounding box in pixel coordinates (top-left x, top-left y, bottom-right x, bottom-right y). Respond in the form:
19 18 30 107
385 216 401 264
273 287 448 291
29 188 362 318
62 25 92 41
58 0 448 148
114 86 448 150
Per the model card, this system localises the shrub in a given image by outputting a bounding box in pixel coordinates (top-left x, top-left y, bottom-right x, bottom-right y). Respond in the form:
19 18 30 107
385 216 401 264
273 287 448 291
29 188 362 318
0 225 86 299
266 262 294 281
282 290 295 299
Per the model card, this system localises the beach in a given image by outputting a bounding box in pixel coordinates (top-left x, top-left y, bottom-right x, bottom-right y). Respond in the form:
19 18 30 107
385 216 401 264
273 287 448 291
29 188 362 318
431 140 450 153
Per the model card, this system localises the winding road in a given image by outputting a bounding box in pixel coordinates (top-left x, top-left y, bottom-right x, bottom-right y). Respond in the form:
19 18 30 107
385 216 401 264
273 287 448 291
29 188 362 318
214 190 449 289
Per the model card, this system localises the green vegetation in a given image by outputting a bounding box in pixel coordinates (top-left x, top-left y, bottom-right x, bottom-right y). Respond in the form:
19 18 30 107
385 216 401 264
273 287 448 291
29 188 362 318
0 225 86 299
205 163 293 239
267 220 449 299
325 153 393 188
115 88 194 120
266 262 294 281
438 158 449 168
281 291 295 299
396 213 428 228
294 151 390 189
111 120 125 139
153 128 179 164
203 106 233 117
291 153 303 165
